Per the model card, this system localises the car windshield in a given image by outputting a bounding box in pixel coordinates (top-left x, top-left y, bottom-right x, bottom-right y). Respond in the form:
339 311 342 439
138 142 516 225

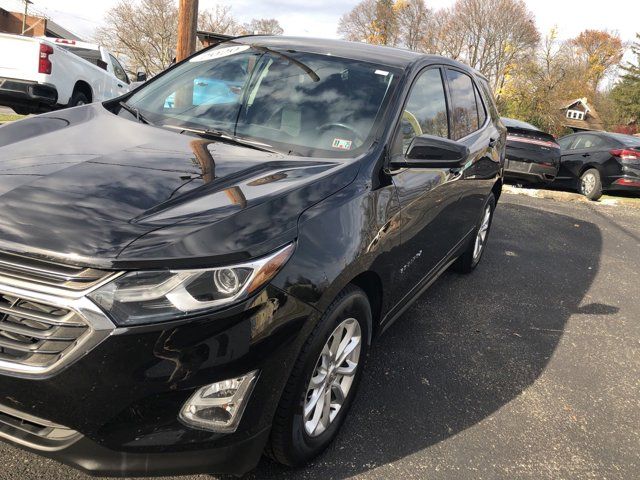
125 43 400 157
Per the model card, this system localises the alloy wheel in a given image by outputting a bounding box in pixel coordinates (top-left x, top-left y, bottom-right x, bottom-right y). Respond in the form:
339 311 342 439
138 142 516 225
473 205 492 260
303 318 362 438
581 173 596 195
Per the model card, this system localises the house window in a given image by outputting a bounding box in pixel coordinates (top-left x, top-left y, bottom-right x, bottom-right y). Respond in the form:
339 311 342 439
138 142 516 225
567 109 584 120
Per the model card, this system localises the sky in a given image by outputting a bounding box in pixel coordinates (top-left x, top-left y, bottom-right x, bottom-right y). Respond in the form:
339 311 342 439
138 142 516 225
0 0 637 45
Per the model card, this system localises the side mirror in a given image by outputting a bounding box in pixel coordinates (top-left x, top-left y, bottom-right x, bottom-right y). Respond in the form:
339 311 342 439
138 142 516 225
391 135 470 169
136 71 147 82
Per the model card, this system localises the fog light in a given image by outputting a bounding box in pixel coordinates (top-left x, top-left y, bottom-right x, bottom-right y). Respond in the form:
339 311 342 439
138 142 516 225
179 371 258 433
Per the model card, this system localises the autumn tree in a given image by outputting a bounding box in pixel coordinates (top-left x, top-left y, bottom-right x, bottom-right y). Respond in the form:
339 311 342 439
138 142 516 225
95 0 178 75
571 30 624 93
243 18 284 35
498 29 589 135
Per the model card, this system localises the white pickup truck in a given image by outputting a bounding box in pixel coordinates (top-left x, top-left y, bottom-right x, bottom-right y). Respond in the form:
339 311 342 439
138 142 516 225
0 33 134 114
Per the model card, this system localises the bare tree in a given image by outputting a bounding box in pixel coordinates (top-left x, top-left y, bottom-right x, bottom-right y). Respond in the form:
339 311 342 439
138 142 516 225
395 0 434 51
337 0 378 44
243 18 284 35
198 5 244 35
95 0 177 76
432 0 539 90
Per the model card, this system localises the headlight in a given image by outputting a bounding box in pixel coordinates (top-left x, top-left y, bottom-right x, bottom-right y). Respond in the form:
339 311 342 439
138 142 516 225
89 243 294 326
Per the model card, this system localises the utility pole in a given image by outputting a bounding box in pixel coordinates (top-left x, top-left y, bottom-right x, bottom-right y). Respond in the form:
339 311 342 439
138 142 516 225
176 0 199 62
21 0 33 35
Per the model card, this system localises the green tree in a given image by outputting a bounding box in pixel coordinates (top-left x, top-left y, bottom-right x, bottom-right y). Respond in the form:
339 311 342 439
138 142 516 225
611 33 640 124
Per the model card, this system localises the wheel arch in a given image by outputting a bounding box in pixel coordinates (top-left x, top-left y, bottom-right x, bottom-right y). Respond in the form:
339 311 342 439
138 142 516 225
71 80 93 103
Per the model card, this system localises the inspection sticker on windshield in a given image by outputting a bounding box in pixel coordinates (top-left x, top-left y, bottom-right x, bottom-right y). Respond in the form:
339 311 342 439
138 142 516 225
332 138 353 150
190 45 250 62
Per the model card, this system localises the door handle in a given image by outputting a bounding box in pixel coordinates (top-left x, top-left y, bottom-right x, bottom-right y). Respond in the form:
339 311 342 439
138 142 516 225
118 83 124 88
582 153 590 157
488 137 497 148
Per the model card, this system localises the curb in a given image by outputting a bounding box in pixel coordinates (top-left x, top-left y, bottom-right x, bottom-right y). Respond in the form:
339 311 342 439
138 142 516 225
502 185 640 208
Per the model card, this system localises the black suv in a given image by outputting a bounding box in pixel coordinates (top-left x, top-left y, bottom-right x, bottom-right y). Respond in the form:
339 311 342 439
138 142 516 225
0 37 505 476
556 131 640 200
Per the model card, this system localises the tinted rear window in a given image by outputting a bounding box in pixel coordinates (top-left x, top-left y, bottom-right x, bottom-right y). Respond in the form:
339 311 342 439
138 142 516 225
607 133 640 146
501 117 539 131
446 69 479 140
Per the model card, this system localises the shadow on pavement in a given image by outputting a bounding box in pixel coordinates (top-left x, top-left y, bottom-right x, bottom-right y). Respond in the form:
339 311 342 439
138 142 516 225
239 201 602 479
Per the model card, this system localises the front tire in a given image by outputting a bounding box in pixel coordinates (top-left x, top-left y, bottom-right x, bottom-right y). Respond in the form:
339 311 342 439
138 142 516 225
267 285 371 466
452 193 496 274
579 168 603 201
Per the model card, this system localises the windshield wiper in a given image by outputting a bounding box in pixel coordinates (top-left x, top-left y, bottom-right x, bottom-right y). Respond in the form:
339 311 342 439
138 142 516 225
119 101 153 125
163 125 278 154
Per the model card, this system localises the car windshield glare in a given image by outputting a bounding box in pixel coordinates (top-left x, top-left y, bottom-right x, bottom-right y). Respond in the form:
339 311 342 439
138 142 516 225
126 43 400 157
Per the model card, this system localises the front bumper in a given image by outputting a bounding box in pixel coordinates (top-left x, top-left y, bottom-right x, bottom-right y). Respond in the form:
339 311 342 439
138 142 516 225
504 158 558 184
0 77 58 112
0 403 270 477
0 284 318 476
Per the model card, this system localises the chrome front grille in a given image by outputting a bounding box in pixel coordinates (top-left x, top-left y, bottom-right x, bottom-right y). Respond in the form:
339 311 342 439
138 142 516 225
0 250 108 291
0 294 89 370
0 251 118 378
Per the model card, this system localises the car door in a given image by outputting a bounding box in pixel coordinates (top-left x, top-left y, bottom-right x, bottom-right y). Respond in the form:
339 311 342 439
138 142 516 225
558 134 609 182
388 66 470 300
445 68 502 236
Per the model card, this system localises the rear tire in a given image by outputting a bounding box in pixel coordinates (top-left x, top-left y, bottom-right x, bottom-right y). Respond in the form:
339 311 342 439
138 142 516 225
266 285 371 467
452 193 496 274
579 168 602 201
68 91 89 108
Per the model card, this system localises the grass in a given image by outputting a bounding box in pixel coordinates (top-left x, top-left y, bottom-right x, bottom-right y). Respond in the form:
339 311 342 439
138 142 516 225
0 113 25 123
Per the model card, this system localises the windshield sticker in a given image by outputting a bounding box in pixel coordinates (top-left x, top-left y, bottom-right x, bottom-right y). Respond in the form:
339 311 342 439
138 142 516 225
332 138 353 150
375 69 389 76
190 45 250 62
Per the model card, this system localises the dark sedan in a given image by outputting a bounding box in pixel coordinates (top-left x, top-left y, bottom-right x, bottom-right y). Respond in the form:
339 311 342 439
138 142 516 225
556 131 640 200
501 117 560 184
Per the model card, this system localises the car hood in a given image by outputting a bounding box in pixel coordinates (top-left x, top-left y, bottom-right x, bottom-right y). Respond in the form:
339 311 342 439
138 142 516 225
0 104 359 269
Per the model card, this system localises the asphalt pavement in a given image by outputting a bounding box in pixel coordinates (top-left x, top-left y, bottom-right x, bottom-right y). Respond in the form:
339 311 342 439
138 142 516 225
0 192 638 480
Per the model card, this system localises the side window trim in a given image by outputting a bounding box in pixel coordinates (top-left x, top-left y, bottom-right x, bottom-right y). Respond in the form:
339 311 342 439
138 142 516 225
473 81 488 129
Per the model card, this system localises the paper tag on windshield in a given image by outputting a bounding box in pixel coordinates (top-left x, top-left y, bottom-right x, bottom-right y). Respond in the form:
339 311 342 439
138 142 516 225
190 45 250 62
332 138 353 150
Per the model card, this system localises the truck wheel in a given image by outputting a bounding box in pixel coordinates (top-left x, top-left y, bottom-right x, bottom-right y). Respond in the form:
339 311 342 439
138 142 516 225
266 285 371 466
69 91 89 107
579 168 603 201
452 193 496 274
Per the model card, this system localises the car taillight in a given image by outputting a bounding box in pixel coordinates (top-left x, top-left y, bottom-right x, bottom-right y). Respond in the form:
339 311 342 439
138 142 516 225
38 43 53 74
610 149 640 164
506 134 559 149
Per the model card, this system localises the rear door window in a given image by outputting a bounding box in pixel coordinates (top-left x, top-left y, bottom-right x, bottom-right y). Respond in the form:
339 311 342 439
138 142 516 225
446 69 480 140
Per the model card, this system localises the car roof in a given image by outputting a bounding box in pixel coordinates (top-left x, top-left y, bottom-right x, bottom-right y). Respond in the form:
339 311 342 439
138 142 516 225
234 35 464 70
560 130 640 146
